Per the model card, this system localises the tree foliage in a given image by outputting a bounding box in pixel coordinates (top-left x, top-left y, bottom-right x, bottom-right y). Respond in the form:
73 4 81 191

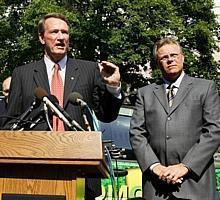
0 0 219 95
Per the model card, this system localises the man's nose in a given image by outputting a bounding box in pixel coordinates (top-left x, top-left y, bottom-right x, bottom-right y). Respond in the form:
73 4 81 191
167 55 175 62
57 31 64 39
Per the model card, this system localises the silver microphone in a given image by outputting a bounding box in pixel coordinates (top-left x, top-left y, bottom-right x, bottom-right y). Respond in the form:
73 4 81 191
34 87 85 131
68 92 94 131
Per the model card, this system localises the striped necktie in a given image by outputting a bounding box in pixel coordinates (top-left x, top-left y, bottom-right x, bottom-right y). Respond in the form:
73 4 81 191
51 63 65 131
167 84 175 107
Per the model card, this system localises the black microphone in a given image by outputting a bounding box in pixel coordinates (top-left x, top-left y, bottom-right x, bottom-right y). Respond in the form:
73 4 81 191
68 92 87 107
68 92 92 131
29 114 44 129
34 87 84 131
10 98 41 130
28 108 53 130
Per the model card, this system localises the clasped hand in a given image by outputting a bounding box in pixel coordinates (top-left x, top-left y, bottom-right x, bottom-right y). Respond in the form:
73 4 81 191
152 163 189 184
98 61 120 87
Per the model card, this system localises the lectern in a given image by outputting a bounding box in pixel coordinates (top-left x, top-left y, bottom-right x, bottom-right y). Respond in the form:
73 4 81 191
0 131 109 200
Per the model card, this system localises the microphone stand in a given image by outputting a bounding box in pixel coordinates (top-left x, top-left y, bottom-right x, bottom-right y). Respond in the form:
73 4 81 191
81 107 91 131
84 105 100 131
43 103 53 131
42 96 82 131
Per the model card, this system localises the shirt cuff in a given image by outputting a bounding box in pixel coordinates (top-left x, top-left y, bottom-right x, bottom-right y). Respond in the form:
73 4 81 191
106 82 122 99
149 163 161 171
181 163 191 172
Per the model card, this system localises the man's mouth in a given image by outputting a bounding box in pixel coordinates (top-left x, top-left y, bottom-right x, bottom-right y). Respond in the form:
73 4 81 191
56 43 65 48
167 65 176 68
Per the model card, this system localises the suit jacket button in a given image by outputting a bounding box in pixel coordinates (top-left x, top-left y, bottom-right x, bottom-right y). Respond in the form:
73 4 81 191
167 117 171 121
166 135 171 140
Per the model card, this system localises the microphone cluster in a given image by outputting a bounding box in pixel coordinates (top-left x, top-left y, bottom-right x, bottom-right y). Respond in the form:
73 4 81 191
10 98 41 130
34 87 84 131
10 87 94 132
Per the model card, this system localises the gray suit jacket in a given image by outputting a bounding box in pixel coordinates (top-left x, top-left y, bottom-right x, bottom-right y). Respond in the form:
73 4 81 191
130 74 220 200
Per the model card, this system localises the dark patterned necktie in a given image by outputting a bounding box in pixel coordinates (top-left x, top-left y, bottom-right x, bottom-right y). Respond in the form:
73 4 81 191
167 84 175 107
51 64 64 131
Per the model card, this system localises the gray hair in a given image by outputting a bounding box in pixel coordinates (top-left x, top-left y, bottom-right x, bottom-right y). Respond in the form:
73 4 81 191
153 37 183 60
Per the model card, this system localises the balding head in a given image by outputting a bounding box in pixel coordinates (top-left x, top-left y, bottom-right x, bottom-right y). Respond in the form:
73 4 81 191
2 76 11 103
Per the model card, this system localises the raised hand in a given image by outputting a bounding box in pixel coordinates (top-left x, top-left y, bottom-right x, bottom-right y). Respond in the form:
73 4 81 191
98 61 120 87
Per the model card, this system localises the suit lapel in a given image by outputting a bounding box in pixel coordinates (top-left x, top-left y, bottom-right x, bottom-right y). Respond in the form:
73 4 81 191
63 59 80 107
33 59 80 107
153 80 169 114
169 74 193 114
33 59 50 94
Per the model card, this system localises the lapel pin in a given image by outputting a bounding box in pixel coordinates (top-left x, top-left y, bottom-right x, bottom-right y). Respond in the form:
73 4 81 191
71 77 74 80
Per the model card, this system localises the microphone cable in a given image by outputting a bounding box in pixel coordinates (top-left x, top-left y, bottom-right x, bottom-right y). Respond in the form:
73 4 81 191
104 145 117 199
86 107 100 131
68 92 100 131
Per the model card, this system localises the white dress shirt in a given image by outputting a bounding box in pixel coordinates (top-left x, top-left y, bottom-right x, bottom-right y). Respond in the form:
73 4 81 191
44 55 121 98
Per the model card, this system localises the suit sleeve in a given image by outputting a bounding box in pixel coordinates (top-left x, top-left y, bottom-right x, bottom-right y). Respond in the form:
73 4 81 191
129 88 160 173
182 81 220 177
92 63 123 123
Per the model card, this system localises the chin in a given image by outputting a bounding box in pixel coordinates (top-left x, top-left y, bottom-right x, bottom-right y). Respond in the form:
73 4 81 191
55 49 66 54
54 51 67 57
167 69 180 74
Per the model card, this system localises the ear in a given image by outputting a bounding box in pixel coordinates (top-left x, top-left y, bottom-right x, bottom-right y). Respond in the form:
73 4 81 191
156 59 161 69
181 53 185 63
39 33 45 45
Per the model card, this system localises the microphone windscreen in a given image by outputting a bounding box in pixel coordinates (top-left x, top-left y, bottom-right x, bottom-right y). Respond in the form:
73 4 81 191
68 92 83 104
34 87 48 101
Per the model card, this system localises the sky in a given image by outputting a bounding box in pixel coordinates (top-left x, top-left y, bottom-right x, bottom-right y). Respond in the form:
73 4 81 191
213 0 220 23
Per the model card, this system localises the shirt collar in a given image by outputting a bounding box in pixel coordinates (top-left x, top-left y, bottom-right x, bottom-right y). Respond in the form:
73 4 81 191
44 55 67 72
163 71 185 89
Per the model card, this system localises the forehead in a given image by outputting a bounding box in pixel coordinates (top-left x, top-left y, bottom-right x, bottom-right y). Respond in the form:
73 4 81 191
157 44 181 56
44 17 69 30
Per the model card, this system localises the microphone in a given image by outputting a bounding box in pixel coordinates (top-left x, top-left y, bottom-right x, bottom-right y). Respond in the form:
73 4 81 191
11 98 41 130
28 107 53 130
34 87 84 131
68 92 87 107
49 95 85 131
68 92 92 131
48 95 72 122
28 109 45 129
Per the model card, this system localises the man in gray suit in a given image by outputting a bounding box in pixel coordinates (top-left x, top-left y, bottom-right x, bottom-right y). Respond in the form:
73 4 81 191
7 13 123 199
130 37 220 200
